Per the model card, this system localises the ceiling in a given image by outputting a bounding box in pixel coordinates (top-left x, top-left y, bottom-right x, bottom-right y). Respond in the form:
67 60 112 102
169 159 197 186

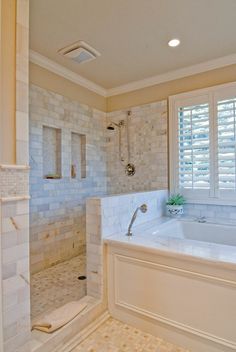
30 0 236 90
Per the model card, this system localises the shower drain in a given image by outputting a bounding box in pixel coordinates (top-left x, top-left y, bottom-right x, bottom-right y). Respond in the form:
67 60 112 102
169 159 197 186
78 275 86 280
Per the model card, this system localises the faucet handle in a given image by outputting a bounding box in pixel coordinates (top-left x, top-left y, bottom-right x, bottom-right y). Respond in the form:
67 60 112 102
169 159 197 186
140 204 147 213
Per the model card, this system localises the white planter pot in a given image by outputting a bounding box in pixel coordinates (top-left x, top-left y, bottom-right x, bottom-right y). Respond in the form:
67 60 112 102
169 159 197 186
167 204 183 216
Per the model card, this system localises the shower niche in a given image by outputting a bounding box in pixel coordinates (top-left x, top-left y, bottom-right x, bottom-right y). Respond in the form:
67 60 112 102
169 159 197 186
43 125 62 179
71 132 86 179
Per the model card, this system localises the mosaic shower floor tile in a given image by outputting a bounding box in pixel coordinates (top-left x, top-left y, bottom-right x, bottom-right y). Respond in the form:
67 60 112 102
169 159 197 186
73 317 190 352
31 254 86 321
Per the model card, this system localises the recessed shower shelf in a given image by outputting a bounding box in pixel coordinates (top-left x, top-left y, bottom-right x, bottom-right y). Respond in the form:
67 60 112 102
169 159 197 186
43 126 62 179
71 132 86 179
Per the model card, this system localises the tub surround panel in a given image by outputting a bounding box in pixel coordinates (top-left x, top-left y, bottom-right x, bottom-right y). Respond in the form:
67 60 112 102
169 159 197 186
107 244 236 352
106 100 168 194
29 84 107 273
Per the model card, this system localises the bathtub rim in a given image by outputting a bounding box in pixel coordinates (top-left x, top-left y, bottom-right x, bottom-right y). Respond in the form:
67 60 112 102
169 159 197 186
104 235 236 273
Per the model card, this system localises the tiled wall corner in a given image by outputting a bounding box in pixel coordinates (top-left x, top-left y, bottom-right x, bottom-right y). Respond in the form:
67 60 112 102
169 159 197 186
29 84 107 273
106 100 168 194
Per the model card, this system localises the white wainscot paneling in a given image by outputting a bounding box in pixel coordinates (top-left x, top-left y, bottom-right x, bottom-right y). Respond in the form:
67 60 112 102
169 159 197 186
108 248 236 352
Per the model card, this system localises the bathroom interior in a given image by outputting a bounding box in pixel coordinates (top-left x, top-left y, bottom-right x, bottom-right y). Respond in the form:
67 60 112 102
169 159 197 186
0 0 236 351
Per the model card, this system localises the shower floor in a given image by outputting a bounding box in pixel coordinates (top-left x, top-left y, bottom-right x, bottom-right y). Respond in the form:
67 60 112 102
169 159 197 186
31 254 86 321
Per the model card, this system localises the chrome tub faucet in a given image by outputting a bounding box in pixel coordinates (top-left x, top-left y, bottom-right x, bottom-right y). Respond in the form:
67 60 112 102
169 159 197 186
126 204 148 236
196 216 206 223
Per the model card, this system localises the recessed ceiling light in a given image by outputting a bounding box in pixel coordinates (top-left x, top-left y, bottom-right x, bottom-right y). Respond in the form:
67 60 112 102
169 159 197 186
168 38 180 47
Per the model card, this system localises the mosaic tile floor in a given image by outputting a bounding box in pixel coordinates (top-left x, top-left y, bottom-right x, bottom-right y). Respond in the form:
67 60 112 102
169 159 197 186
73 317 190 352
31 254 86 321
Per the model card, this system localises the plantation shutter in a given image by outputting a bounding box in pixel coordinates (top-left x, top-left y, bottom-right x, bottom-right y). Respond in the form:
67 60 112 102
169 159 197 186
170 83 236 204
217 96 236 195
177 102 211 195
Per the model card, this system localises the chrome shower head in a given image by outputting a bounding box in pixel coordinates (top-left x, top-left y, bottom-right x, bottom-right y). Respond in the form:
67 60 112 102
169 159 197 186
107 124 115 130
106 120 124 130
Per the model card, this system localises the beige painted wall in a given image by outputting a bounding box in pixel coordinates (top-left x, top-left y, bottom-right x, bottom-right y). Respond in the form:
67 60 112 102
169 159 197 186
107 64 236 112
29 63 107 112
30 63 236 114
0 0 16 164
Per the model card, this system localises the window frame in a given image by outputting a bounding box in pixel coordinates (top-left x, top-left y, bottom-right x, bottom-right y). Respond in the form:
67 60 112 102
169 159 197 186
169 81 236 206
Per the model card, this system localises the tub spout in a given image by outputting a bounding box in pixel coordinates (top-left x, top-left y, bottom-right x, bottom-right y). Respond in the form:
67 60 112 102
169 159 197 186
126 204 147 236
196 216 206 223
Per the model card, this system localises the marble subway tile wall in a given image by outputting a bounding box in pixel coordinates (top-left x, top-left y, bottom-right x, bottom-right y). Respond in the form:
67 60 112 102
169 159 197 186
86 190 168 298
29 85 107 274
1 199 31 352
100 190 168 237
184 203 236 220
106 100 168 194
0 167 30 352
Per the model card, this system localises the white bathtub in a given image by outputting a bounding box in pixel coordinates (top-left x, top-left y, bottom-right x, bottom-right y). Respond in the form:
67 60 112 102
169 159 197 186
106 217 236 352
141 218 236 247
106 217 236 265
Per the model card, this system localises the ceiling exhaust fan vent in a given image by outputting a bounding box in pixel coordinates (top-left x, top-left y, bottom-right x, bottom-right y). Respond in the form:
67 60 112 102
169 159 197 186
58 40 101 64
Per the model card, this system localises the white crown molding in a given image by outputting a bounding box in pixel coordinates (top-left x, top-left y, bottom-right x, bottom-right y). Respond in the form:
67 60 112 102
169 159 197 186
30 50 236 98
107 53 236 96
29 50 107 97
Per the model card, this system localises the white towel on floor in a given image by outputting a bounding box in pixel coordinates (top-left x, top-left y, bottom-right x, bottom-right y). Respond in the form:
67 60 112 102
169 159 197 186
32 301 87 333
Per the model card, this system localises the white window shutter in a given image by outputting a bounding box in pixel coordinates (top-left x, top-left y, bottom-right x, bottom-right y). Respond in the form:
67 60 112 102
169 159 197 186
217 97 236 195
169 82 236 204
178 103 210 191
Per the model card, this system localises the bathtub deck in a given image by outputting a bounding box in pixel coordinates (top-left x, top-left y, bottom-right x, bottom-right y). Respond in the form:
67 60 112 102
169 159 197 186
104 217 236 268
31 254 86 321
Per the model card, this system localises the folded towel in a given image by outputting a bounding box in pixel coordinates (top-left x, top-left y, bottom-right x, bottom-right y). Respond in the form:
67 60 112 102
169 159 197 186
32 301 87 333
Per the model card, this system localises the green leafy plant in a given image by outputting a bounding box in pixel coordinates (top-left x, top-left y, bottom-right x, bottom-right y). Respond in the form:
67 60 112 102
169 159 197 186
166 193 186 206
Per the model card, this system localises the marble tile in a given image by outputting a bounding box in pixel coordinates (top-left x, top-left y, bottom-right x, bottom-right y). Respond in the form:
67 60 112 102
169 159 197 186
31 254 87 321
106 101 168 195
29 84 107 273
72 317 189 352
104 217 236 267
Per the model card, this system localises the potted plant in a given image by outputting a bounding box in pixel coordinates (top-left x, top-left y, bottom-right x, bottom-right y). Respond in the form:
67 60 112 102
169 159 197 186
166 193 186 216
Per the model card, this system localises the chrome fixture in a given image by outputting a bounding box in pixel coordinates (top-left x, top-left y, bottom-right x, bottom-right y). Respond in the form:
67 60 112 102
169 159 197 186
107 120 125 162
107 111 136 176
125 110 135 176
125 163 135 176
195 216 206 223
126 204 148 236
106 120 125 131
